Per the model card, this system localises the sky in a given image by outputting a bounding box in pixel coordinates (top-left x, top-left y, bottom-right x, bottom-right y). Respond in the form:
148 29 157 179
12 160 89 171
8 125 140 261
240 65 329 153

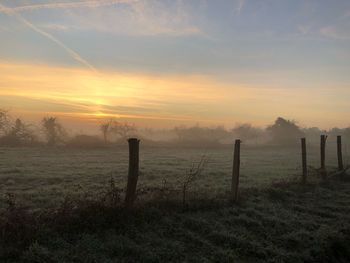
0 0 349 131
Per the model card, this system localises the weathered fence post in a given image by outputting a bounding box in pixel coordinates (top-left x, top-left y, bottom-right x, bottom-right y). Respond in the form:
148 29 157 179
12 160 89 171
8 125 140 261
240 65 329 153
337 135 344 171
320 135 327 178
231 139 241 202
125 138 140 208
301 138 307 184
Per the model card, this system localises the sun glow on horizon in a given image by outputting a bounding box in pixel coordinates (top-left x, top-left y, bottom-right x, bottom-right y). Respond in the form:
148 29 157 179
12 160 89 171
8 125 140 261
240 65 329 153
0 62 349 130
0 62 250 126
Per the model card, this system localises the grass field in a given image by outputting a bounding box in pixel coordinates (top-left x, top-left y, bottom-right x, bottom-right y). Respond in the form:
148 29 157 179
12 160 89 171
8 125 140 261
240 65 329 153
0 141 349 209
0 143 350 262
1 173 350 262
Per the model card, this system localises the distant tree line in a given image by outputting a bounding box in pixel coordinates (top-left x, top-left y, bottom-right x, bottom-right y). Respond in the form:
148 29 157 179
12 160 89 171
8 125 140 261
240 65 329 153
170 117 350 147
0 109 137 147
99 119 137 144
0 109 37 146
0 109 349 148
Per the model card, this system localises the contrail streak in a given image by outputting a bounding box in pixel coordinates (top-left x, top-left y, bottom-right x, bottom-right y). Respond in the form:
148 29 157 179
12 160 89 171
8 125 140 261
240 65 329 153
0 0 138 14
0 3 97 72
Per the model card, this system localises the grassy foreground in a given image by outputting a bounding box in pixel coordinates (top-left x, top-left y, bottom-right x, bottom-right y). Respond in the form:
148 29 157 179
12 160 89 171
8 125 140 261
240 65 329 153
1 173 350 263
1 145 347 209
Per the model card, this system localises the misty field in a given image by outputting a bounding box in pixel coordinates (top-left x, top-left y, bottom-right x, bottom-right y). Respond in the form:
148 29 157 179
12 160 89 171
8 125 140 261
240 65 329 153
0 142 349 209
1 143 350 262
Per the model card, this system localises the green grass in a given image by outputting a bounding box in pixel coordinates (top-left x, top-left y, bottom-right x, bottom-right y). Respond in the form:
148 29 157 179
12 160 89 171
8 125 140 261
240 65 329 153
1 174 350 262
0 145 349 262
0 143 348 209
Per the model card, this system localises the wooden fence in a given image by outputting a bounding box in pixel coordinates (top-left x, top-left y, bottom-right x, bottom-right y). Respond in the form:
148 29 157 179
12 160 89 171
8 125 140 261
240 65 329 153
124 135 348 208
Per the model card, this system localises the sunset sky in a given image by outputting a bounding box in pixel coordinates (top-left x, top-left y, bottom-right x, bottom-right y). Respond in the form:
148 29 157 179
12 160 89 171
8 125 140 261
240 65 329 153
0 0 349 131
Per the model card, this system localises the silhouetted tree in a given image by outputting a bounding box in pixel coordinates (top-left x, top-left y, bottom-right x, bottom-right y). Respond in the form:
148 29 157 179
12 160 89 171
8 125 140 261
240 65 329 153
100 119 137 143
329 127 344 136
0 109 10 136
174 125 230 146
232 123 262 144
110 121 137 140
9 119 36 145
266 117 304 145
344 127 350 140
303 127 323 135
302 127 324 145
100 120 113 144
42 117 66 146
0 118 37 146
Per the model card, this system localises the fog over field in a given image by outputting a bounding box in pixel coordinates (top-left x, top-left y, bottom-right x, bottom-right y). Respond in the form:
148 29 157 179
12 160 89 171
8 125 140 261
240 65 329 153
1 116 350 262
0 109 349 209
0 145 347 209
1 0 350 262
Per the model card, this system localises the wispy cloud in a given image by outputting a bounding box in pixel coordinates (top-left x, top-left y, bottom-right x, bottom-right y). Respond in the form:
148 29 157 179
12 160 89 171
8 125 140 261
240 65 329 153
39 23 73 31
0 0 202 37
1 62 349 128
0 0 137 13
0 62 245 125
125 0 202 36
0 3 97 71
1 0 201 36
320 25 350 40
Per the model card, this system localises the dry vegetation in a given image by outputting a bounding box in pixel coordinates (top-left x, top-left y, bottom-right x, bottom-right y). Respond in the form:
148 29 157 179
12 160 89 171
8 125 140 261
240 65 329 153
0 145 349 262
0 144 348 209
1 109 350 262
1 170 350 262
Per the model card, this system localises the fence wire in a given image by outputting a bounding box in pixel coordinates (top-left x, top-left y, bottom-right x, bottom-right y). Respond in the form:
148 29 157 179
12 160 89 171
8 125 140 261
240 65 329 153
0 137 349 208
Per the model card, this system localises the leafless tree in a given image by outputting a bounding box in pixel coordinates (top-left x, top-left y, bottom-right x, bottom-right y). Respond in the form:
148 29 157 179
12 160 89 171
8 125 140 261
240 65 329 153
6 118 36 145
182 155 209 207
0 109 11 136
100 119 136 143
232 123 262 144
110 121 137 140
42 117 67 146
100 119 113 144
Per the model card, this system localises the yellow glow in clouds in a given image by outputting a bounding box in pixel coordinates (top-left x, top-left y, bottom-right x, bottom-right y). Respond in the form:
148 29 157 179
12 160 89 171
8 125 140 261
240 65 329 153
0 62 348 129
0 62 251 125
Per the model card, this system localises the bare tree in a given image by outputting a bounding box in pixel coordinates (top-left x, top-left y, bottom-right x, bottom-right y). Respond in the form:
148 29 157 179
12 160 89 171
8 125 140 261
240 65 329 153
0 109 10 136
110 121 137 140
99 119 137 143
42 117 66 146
7 119 36 145
182 155 208 207
232 123 262 144
100 119 113 144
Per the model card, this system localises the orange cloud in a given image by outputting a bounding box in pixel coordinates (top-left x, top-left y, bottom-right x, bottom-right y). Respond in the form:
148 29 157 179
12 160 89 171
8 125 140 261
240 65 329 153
0 62 348 129
0 62 251 126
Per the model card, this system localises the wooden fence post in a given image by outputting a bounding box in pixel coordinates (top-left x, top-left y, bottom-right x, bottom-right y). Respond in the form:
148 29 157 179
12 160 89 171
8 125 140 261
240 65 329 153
301 138 307 184
231 139 241 202
337 135 344 171
320 135 327 178
125 138 140 208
